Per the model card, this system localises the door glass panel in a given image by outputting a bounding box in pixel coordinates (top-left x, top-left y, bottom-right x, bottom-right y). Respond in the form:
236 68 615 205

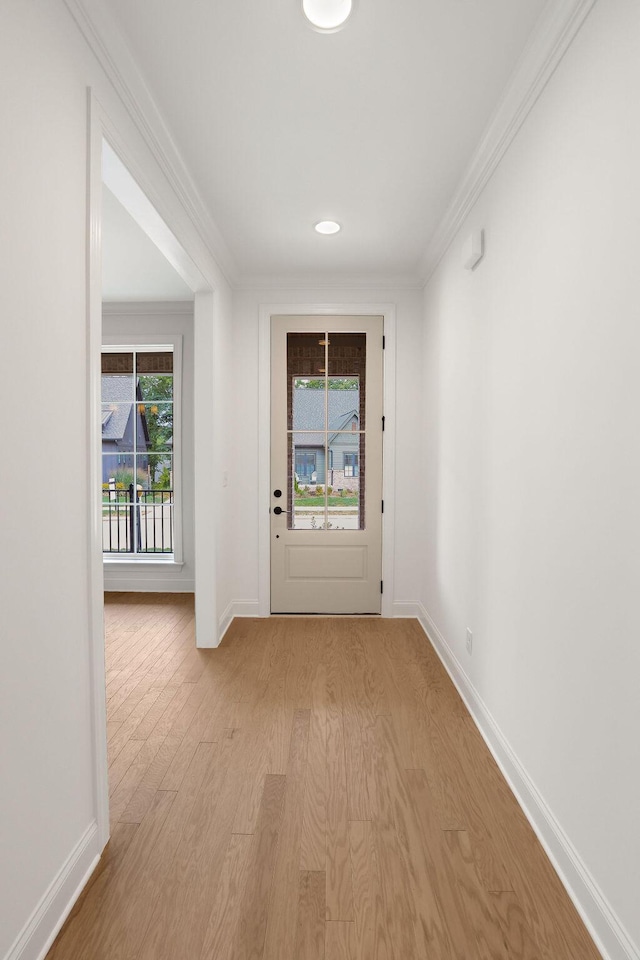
327 376 360 428
328 333 366 430
290 437 325 530
328 332 365 529
293 378 327 431
287 333 325 430
286 330 366 530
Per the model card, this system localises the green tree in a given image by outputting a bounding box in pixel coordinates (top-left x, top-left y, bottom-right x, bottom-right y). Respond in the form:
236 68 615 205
139 375 173 487
294 377 358 390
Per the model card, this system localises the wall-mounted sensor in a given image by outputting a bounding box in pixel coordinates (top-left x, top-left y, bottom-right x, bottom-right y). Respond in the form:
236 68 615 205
462 230 484 270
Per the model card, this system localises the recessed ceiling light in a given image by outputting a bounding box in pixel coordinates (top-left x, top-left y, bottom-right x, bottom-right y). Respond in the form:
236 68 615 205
314 220 341 235
302 0 353 32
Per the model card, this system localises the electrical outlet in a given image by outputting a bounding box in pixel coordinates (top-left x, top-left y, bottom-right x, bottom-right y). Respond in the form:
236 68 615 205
466 628 473 654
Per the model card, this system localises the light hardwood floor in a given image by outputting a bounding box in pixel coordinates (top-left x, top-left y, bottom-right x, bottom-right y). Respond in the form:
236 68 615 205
47 594 602 960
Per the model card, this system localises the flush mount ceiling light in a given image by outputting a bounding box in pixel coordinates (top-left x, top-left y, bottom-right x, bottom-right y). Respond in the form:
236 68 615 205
314 220 341 234
302 0 353 32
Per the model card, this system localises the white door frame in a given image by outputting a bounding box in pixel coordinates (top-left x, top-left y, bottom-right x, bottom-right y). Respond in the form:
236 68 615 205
87 89 219 847
258 302 397 618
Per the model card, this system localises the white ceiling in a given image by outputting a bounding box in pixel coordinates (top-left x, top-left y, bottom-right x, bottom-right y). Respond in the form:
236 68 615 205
102 186 194 301
102 0 548 282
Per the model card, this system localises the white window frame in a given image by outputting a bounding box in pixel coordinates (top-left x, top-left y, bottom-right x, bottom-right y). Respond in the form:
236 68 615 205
344 452 359 477
101 335 184 564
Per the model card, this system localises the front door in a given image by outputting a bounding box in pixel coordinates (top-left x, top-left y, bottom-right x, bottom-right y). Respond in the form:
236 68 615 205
270 315 383 613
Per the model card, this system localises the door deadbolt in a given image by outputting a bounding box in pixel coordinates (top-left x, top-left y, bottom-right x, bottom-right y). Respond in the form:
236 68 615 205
273 489 282 498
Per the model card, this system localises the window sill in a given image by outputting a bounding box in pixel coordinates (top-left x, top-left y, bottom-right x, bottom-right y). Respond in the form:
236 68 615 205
103 556 184 568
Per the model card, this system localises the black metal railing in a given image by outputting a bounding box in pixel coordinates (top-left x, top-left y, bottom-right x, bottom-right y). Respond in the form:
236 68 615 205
102 484 174 554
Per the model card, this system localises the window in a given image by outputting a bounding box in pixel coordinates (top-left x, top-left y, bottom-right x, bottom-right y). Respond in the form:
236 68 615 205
295 450 316 478
101 345 179 558
344 452 359 477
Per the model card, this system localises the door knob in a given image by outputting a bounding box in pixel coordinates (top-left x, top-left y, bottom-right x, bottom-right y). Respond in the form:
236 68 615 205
273 505 288 515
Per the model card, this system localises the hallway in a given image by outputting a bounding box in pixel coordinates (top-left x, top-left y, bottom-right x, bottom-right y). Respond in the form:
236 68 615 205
46 596 600 959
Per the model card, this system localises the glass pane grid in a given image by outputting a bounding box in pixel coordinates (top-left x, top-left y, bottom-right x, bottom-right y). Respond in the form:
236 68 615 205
101 349 174 554
287 331 365 531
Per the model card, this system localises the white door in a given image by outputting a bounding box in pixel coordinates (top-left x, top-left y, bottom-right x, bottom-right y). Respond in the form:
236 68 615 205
270 315 383 613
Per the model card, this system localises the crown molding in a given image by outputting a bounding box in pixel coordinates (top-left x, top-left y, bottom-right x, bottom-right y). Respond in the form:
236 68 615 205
102 300 194 316
63 0 240 287
236 273 424 292
419 0 598 285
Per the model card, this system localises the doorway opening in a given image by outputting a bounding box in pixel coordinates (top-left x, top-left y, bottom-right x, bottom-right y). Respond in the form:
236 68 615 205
88 102 214 846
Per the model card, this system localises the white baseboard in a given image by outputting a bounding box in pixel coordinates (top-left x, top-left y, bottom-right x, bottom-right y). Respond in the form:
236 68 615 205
5 821 101 960
103 577 195 592
218 600 261 643
391 601 423 619
415 603 639 960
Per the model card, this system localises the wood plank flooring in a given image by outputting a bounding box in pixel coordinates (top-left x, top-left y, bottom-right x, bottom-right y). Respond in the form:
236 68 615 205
46 594 602 960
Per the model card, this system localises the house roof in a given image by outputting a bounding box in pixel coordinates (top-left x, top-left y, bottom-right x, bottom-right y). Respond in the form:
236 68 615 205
293 387 358 431
101 375 134 441
292 388 359 448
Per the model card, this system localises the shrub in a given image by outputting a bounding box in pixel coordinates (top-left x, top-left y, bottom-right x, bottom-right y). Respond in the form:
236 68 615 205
156 466 172 489
111 468 148 489
316 486 324 496
327 486 333 495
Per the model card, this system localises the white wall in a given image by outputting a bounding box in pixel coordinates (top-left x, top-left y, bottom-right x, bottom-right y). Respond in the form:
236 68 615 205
102 188 193 301
230 285 424 615
102 304 195 592
421 0 640 955
0 2 233 956
0 4 100 957
213 283 235 633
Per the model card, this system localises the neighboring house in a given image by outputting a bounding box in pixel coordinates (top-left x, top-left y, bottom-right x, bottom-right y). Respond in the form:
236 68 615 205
101 375 150 482
292 387 360 489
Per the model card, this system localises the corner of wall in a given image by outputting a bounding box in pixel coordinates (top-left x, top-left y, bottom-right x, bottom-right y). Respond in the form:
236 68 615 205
218 600 262 645
414 605 639 960
5 822 101 960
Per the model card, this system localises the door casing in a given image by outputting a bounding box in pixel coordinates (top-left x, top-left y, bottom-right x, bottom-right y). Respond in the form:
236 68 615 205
270 315 384 614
